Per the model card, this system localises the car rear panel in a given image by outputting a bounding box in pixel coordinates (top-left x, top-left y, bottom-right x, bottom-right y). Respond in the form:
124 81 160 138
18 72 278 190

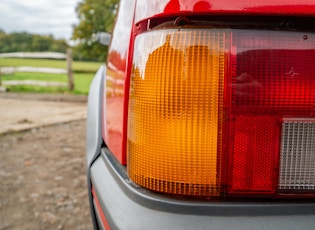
87 0 315 229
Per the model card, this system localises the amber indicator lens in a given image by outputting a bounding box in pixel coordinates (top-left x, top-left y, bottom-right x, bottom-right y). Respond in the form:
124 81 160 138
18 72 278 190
128 29 225 196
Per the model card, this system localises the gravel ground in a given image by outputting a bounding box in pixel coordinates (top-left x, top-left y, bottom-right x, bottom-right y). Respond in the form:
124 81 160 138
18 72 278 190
0 120 93 229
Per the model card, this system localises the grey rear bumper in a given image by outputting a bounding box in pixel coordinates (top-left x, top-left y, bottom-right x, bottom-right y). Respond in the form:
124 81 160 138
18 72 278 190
90 148 315 230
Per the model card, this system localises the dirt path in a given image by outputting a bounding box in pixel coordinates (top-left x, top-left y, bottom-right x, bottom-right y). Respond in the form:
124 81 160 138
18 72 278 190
0 92 93 229
0 93 87 134
0 120 92 229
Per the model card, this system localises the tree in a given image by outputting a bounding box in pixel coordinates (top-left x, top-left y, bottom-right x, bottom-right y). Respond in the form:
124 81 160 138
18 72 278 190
0 30 67 53
72 0 118 62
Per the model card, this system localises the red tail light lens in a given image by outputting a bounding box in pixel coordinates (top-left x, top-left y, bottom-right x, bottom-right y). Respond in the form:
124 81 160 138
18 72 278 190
127 27 315 198
227 30 315 196
231 31 314 112
229 115 279 194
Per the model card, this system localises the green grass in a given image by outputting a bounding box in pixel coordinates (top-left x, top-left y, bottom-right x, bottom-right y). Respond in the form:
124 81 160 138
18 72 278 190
0 58 66 68
2 72 68 82
73 61 103 73
72 73 95 94
0 58 102 94
0 58 102 73
2 72 95 95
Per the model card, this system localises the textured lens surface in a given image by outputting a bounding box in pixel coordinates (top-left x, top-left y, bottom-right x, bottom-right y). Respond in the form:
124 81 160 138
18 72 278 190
232 31 315 113
128 29 225 196
228 30 315 195
279 120 315 192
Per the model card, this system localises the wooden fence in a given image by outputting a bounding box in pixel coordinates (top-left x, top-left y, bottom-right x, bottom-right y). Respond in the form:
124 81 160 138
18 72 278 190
0 50 74 91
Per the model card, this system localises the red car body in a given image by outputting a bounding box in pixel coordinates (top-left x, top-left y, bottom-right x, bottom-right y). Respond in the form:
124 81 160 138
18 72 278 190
86 0 315 229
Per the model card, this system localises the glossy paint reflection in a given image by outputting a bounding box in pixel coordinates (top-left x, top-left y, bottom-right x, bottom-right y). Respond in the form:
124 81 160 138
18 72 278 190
135 0 315 24
104 0 135 163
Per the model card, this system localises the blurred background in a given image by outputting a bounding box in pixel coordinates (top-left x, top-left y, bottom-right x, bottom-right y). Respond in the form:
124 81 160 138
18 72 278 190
0 0 118 229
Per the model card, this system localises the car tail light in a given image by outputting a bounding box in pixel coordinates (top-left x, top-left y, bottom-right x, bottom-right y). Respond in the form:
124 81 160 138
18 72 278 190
127 27 315 198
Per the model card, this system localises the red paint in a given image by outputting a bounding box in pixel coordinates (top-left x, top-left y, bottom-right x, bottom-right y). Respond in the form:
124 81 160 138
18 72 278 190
121 26 136 165
92 187 111 230
135 0 315 23
104 0 135 164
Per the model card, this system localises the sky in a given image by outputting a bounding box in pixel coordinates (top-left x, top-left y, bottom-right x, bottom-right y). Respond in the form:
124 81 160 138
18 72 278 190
0 0 82 40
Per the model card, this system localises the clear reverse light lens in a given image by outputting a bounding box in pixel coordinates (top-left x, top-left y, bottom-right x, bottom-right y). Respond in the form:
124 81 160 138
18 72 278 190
279 119 315 192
